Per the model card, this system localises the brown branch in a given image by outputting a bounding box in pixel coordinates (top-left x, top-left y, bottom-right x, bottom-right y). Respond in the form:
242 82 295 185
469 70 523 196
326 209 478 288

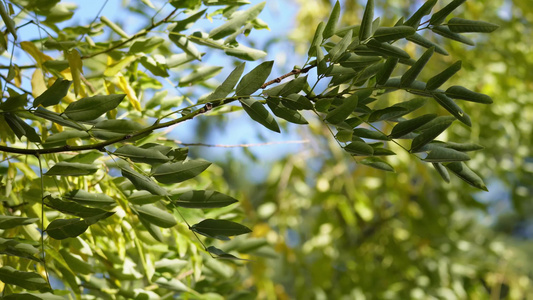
260 64 316 89
81 8 179 59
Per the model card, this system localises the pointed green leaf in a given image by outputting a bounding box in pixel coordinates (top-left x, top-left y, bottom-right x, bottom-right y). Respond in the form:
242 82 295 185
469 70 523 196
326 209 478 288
426 60 462 90
33 78 72 107
360 157 395 172
442 142 484 152
34 107 86 130
209 2 265 39
353 128 388 140
173 190 238 208
401 47 434 87
1 292 66 300
323 0 340 39
0 2 17 39
432 92 471 126
308 22 325 57
329 29 352 62
446 162 488 191
45 162 98 176
369 97 427 122
191 219 252 241
447 17 499 33
366 39 410 59
359 0 374 40
344 141 374 156
429 0 466 25
63 189 116 208
410 119 453 152
431 25 474 46
239 97 280 132
64 94 126 121
46 218 88 240
423 146 471 162
152 160 212 184
267 100 308 125
224 44 267 61
172 9 207 33
114 145 171 164
235 60 273 96
121 167 168 196
278 76 308 97
169 36 203 61
404 0 438 27
389 114 437 138
432 162 450 182
0 238 39 262
406 33 449 55
445 86 492 104
129 37 165 54
339 54 381 69
91 119 145 140
206 246 243 260
44 196 109 218
0 216 39 230
59 248 93 275
0 267 50 292
376 57 399 85
325 94 358 125
133 204 176 228
372 26 415 42
179 66 223 87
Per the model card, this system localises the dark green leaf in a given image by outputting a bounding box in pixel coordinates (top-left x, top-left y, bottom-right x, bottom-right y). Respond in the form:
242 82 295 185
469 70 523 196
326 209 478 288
400 47 434 87
366 39 410 59
410 119 454 152
329 29 352 62
360 157 394 172
173 190 238 208
0 238 39 261
429 0 466 25
63 189 116 208
445 86 492 104
172 9 207 33
442 142 484 152
372 26 415 42
426 60 461 90
369 97 427 122
339 54 381 68
64 94 126 121
359 0 374 40
344 141 374 156
122 167 168 196
446 162 488 191
128 191 162 205
91 119 145 140
45 162 98 176
447 17 499 33
133 204 176 228
1 292 66 300
0 267 49 292
46 218 88 240
431 25 474 46
325 94 358 124
235 60 274 96
389 114 437 138
406 33 449 55
308 22 325 57
423 146 471 162
190 219 252 240
239 97 280 132
33 78 72 107
432 92 471 126
267 100 308 124
209 2 265 39
404 0 437 27
432 162 450 182
323 0 340 39
152 160 211 184
376 57 399 85
0 215 39 230
179 66 223 86
206 246 242 260
59 248 93 275
44 196 109 218
114 145 170 164
353 128 388 140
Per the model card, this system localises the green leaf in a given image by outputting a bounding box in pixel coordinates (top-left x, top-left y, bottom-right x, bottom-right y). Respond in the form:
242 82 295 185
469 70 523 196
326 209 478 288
45 162 98 176
0 267 50 292
64 94 126 121
447 17 499 33
339 54 381 69
278 76 308 97
406 33 449 55
235 60 273 96
368 97 427 122
114 145 171 165
308 22 325 57
0 215 39 230
139 217 164 242
34 107 86 130
325 94 358 125
91 119 145 140
389 114 437 138
239 97 280 132
400 47 434 87
172 190 238 208
209 2 265 39
128 191 162 205
179 66 223 87
172 9 207 33
44 196 109 218
46 213 113 240
63 189 116 208
133 204 176 228
267 99 308 125
426 60 461 90
442 142 484 152
121 167 168 196
224 44 267 61
152 160 212 184
129 37 165 54
445 86 492 104
432 92 471 126
360 157 395 172
33 78 72 107
404 0 437 27
410 119 454 152
281 94 313 110
155 278 190 292
353 128 388 140
204 63 245 102
423 146 471 162
366 39 410 59
323 0 340 39
0 238 39 261
169 36 203 61
329 29 352 62
4 113 41 143
432 162 450 182
446 162 488 191
376 57 399 85
359 0 374 40
1 292 66 300
429 0 466 25
59 248 93 275
190 219 252 240
206 246 242 260
372 26 415 42
431 25 474 46
344 141 374 156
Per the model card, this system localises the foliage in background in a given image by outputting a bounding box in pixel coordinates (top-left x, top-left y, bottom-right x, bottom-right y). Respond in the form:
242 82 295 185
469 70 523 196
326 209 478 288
0 0 525 299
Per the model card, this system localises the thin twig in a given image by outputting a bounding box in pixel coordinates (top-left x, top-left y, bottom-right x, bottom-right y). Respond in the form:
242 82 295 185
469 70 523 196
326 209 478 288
166 139 310 148
261 65 316 89
0 73 33 95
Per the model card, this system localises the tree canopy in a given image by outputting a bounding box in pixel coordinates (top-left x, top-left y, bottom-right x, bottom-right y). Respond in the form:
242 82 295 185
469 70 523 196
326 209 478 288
0 0 531 299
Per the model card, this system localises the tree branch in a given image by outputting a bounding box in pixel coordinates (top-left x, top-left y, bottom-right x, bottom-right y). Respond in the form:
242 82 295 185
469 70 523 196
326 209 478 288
260 64 316 89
